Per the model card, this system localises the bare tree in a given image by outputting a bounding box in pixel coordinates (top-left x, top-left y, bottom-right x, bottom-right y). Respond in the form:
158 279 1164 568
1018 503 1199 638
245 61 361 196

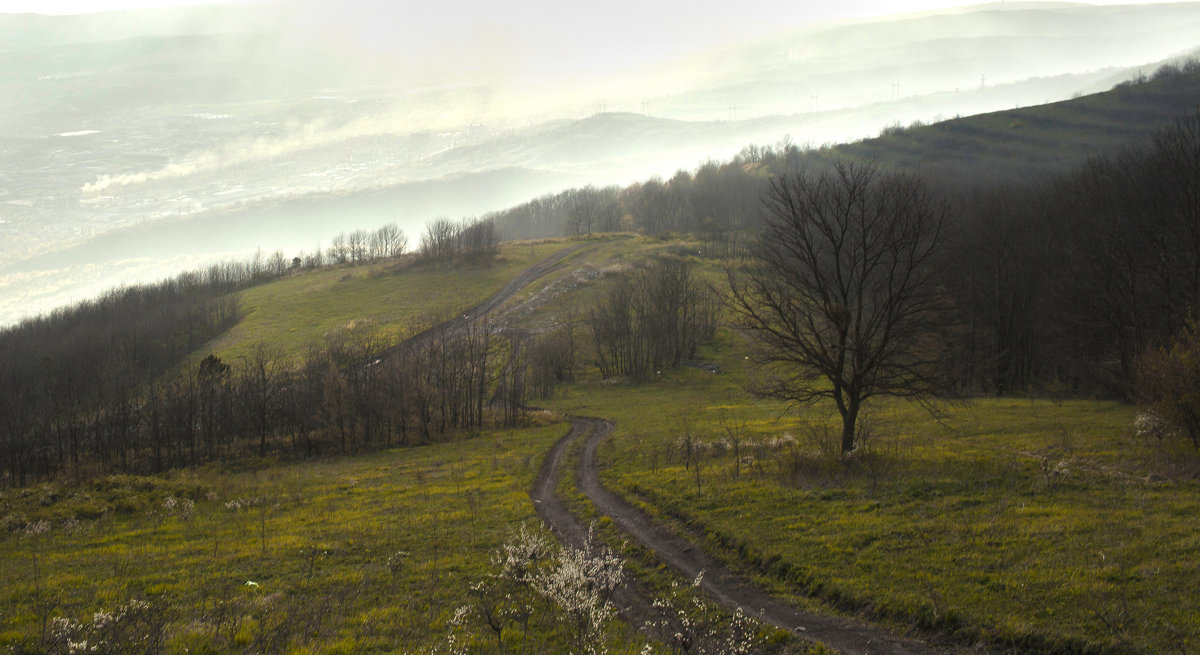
371 222 408 259
267 250 289 277
347 229 369 262
328 233 349 264
590 256 716 379
728 161 951 454
421 217 458 260
240 342 285 458
566 186 620 236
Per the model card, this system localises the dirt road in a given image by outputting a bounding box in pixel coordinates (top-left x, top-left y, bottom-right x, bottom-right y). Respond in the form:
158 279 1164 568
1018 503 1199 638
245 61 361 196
534 417 953 655
405 242 953 653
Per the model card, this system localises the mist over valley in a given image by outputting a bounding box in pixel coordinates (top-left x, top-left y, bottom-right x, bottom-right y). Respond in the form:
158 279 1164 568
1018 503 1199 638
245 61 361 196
3 1 1200 323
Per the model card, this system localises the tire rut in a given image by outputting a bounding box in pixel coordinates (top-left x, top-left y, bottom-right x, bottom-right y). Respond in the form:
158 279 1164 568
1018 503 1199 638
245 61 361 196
534 416 954 655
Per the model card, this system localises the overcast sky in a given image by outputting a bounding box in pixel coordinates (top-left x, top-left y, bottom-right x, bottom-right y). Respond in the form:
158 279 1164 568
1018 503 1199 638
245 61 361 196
4 0 1194 21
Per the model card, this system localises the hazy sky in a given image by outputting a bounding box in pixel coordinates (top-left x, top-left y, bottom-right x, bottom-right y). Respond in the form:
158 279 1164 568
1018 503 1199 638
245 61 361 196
4 0 1197 326
0 0 259 12
4 0 1194 20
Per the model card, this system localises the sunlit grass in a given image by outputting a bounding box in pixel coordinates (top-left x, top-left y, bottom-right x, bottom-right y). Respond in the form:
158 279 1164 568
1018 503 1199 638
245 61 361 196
195 239 572 365
546 325 1200 653
0 419 601 653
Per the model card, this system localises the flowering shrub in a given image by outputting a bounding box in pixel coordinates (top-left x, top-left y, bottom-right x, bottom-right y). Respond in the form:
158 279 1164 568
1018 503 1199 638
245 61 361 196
1134 412 1174 441
445 524 624 654
645 571 760 655
46 600 165 655
530 527 625 653
440 525 763 654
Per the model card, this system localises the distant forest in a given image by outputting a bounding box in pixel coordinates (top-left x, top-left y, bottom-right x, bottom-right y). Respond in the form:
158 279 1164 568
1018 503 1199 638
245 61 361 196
2 64 1198 485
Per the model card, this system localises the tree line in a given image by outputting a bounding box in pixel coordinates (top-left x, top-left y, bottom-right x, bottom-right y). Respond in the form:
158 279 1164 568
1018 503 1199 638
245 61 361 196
419 216 500 262
948 110 1200 395
589 256 718 379
487 161 768 251
0 250 719 485
0 313 544 485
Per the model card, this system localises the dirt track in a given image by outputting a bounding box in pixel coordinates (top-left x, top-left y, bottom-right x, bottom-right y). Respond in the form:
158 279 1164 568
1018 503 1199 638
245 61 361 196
386 242 590 355
399 242 953 653
534 417 953 655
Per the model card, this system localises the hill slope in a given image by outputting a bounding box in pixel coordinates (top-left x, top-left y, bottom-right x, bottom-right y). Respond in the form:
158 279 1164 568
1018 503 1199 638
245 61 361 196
811 65 1200 185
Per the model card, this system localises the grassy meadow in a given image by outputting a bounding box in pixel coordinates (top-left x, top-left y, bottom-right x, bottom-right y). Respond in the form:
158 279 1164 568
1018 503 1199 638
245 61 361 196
546 322 1200 654
0 418 658 654
195 239 574 365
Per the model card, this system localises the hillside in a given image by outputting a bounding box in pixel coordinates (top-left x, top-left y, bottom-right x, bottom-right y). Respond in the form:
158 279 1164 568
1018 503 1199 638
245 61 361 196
816 62 1200 185
189 239 576 365
4 234 1200 653
663 2 1200 121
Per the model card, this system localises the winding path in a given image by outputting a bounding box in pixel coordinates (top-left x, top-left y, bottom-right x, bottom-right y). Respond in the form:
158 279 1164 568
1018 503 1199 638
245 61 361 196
533 417 951 655
412 242 951 652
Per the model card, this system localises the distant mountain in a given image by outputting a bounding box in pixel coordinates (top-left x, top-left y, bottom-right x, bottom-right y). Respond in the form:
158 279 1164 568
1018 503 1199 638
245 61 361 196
812 63 1200 186
404 55 1200 188
645 2 1200 121
4 1 1200 326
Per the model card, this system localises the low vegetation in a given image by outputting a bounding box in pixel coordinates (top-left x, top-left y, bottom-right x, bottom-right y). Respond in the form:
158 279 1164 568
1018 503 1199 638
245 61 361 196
0 420 601 654
1133 315 1200 451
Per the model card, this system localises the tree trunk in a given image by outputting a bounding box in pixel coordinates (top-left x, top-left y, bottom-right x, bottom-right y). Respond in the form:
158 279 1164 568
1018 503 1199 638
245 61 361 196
840 400 859 455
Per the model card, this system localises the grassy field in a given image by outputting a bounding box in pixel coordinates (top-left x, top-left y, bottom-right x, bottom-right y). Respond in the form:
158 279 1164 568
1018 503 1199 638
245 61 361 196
545 320 1200 654
0 417 660 654
195 239 574 365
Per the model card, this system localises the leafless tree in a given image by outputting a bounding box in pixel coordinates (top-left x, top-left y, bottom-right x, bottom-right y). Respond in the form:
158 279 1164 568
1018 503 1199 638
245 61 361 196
370 222 408 259
590 256 716 379
728 161 951 454
239 342 284 458
328 233 349 264
347 229 369 262
420 218 457 260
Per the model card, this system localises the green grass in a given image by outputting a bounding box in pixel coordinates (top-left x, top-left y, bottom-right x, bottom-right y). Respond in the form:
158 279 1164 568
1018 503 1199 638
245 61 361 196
195 240 572 365
0 416 648 654
544 323 1200 653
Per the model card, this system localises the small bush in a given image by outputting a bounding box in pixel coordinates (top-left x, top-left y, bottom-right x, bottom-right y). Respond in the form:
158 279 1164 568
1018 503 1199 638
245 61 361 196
1133 317 1200 449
